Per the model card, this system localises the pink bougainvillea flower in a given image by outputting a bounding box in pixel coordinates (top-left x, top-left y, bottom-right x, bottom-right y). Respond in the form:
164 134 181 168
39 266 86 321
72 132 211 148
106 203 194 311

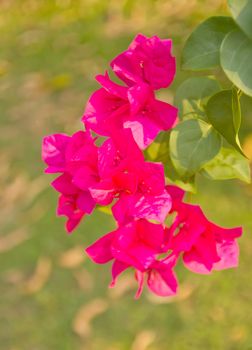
166 185 185 211
86 220 166 270
110 34 176 90
88 129 143 205
87 130 171 223
112 161 172 224
169 201 242 274
52 173 96 214
64 130 98 176
42 133 70 173
97 128 144 179
134 255 178 298
83 72 177 149
51 173 95 233
57 194 85 233
86 219 178 298
42 130 98 176
42 128 171 228
42 131 98 232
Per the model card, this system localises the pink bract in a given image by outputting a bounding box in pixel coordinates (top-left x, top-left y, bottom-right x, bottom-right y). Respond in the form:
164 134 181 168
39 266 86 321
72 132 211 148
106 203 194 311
42 131 98 232
89 130 171 223
57 194 85 233
111 34 176 90
42 133 70 173
135 257 178 298
169 201 242 274
83 72 177 149
86 219 178 298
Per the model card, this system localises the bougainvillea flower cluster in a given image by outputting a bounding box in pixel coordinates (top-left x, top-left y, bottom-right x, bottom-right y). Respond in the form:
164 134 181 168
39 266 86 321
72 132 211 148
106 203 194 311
42 34 242 298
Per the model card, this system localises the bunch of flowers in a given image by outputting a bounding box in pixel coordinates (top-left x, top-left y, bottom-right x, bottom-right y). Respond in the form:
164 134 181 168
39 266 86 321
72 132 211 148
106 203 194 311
42 34 242 298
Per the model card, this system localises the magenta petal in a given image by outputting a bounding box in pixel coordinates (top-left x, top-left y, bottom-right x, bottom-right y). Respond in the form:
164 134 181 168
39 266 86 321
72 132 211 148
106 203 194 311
112 195 130 225
83 88 126 136
72 166 98 190
129 33 147 49
128 245 157 270
158 253 179 269
98 138 117 178
112 171 138 194
211 224 242 241
98 130 144 178
171 205 206 253
111 225 144 269
65 130 98 172
140 162 166 194
214 240 239 271
127 83 152 114
89 181 115 205
96 72 128 100
134 35 176 89
112 191 171 225
111 34 176 90
111 51 141 87
86 232 115 264
183 248 213 274
57 194 84 233
109 128 144 164
151 99 178 130
124 117 160 150
51 173 78 195
135 270 145 299
111 220 164 271
65 131 91 160
133 191 172 223
57 194 76 217
76 191 96 214
65 213 84 233
110 260 129 287
42 133 69 173
147 268 177 297
166 185 185 203
136 219 165 250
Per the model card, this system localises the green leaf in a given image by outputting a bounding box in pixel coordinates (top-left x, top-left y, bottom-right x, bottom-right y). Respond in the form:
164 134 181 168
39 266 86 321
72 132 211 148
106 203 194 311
145 132 169 162
169 119 222 176
165 153 196 193
232 87 241 133
202 147 251 183
228 0 252 40
206 89 243 154
145 141 162 161
220 29 252 97
182 16 236 70
174 76 221 119
145 132 196 192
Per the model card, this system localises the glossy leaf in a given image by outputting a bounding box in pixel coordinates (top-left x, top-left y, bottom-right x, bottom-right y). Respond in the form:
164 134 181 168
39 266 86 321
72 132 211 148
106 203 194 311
220 29 252 97
165 153 196 193
228 0 252 40
145 140 162 162
145 133 196 192
202 147 250 183
145 132 169 162
182 16 236 70
174 76 221 119
206 89 243 154
232 87 241 134
169 119 222 176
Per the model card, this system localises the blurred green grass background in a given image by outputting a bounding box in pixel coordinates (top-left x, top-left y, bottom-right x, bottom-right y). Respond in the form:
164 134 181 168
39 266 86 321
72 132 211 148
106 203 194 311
0 1 252 349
